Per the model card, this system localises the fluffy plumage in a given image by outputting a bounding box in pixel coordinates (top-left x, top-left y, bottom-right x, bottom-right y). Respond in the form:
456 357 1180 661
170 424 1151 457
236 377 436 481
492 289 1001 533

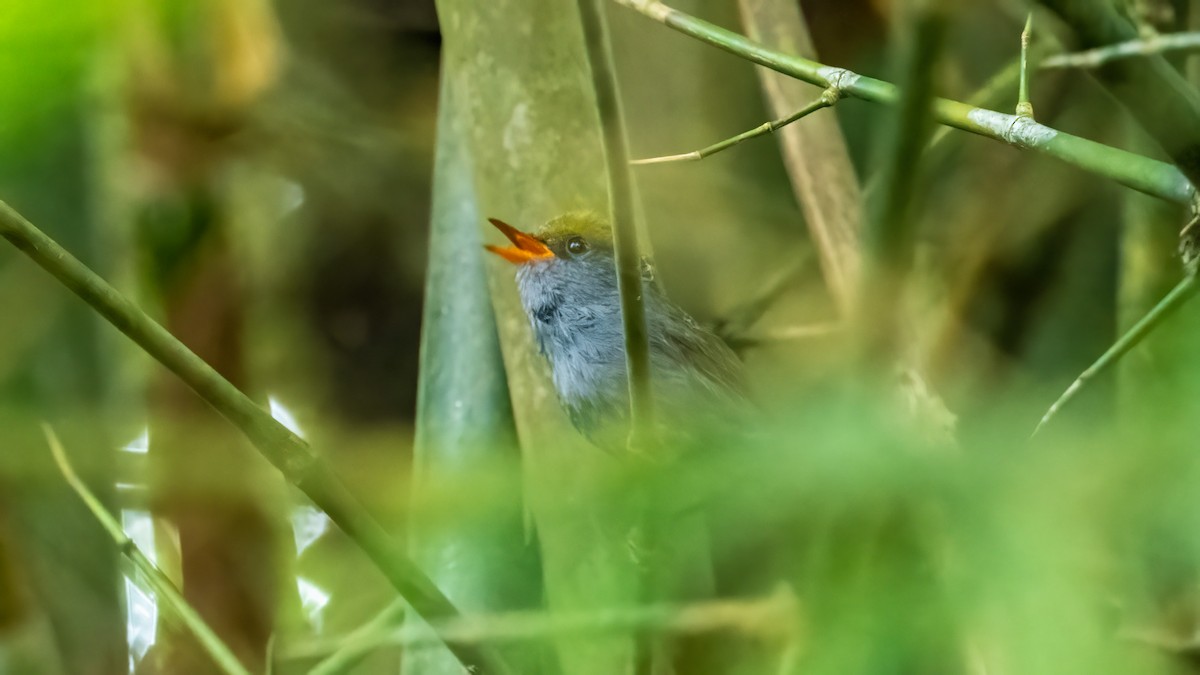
498 212 745 446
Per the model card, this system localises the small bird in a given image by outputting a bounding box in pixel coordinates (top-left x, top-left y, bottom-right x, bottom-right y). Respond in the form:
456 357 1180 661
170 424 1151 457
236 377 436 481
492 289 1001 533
488 213 754 675
485 212 745 448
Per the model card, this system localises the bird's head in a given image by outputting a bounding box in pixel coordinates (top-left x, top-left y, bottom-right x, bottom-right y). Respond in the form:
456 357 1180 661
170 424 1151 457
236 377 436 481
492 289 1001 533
485 212 621 306
485 211 613 267
484 211 629 366
485 212 746 445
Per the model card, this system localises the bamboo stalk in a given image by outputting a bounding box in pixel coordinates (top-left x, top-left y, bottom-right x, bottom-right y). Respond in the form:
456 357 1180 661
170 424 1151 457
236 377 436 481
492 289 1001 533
0 200 509 675
577 0 656 448
861 0 949 358
609 0 1195 205
1035 0 1200 186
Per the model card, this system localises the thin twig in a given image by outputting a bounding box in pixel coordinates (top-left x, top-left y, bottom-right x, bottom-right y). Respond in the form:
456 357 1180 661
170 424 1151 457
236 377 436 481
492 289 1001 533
608 0 1195 205
1016 13 1035 118
632 88 838 164
283 589 799 661
0 200 508 675
578 0 656 450
44 426 252 675
1033 275 1199 436
1042 31 1200 69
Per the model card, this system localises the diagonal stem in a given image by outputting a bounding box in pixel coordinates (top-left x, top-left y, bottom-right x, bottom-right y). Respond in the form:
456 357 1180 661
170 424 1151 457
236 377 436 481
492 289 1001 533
44 426 252 675
632 88 838 164
1033 275 1199 436
578 0 656 450
0 200 510 675
609 0 1195 205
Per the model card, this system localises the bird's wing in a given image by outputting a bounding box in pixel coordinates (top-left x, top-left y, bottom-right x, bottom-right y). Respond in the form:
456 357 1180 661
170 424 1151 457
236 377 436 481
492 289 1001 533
651 300 748 406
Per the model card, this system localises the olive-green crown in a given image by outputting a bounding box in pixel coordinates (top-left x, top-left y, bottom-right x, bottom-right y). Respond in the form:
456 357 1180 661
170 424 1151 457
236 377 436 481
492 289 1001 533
537 211 613 247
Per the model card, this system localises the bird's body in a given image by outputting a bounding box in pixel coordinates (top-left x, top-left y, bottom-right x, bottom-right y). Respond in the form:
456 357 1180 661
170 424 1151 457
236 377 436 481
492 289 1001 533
487 212 744 446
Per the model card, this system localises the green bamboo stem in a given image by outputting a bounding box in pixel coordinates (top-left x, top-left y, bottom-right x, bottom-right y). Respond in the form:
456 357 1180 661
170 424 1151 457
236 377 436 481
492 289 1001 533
1042 31 1200 69
1035 0 1200 187
1033 275 1200 436
926 19 1061 160
577 0 655 447
0 200 509 675
43 425 252 675
631 88 837 164
609 0 1195 205
1017 13 1035 118
861 0 949 358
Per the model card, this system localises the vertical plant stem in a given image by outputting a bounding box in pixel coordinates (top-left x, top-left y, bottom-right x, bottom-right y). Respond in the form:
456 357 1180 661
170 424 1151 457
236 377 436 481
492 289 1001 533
573 10 674 674
1017 13 1035 117
577 0 656 447
43 426 252 675
861 0 950 359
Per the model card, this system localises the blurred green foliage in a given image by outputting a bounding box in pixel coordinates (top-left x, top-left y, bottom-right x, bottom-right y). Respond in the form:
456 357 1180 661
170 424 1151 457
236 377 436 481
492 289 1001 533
3 1 1200 675
0 0 115 148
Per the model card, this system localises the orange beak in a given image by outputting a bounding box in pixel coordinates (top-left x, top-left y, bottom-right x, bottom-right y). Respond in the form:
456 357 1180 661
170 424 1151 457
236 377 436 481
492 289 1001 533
484 218 555 264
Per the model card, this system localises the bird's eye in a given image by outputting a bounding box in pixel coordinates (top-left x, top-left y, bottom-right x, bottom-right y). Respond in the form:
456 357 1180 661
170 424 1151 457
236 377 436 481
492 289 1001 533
566 236 589 256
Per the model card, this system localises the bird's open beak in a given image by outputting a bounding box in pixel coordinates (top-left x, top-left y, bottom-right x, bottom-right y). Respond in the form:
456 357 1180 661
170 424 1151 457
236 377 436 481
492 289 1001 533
484 218 555 264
